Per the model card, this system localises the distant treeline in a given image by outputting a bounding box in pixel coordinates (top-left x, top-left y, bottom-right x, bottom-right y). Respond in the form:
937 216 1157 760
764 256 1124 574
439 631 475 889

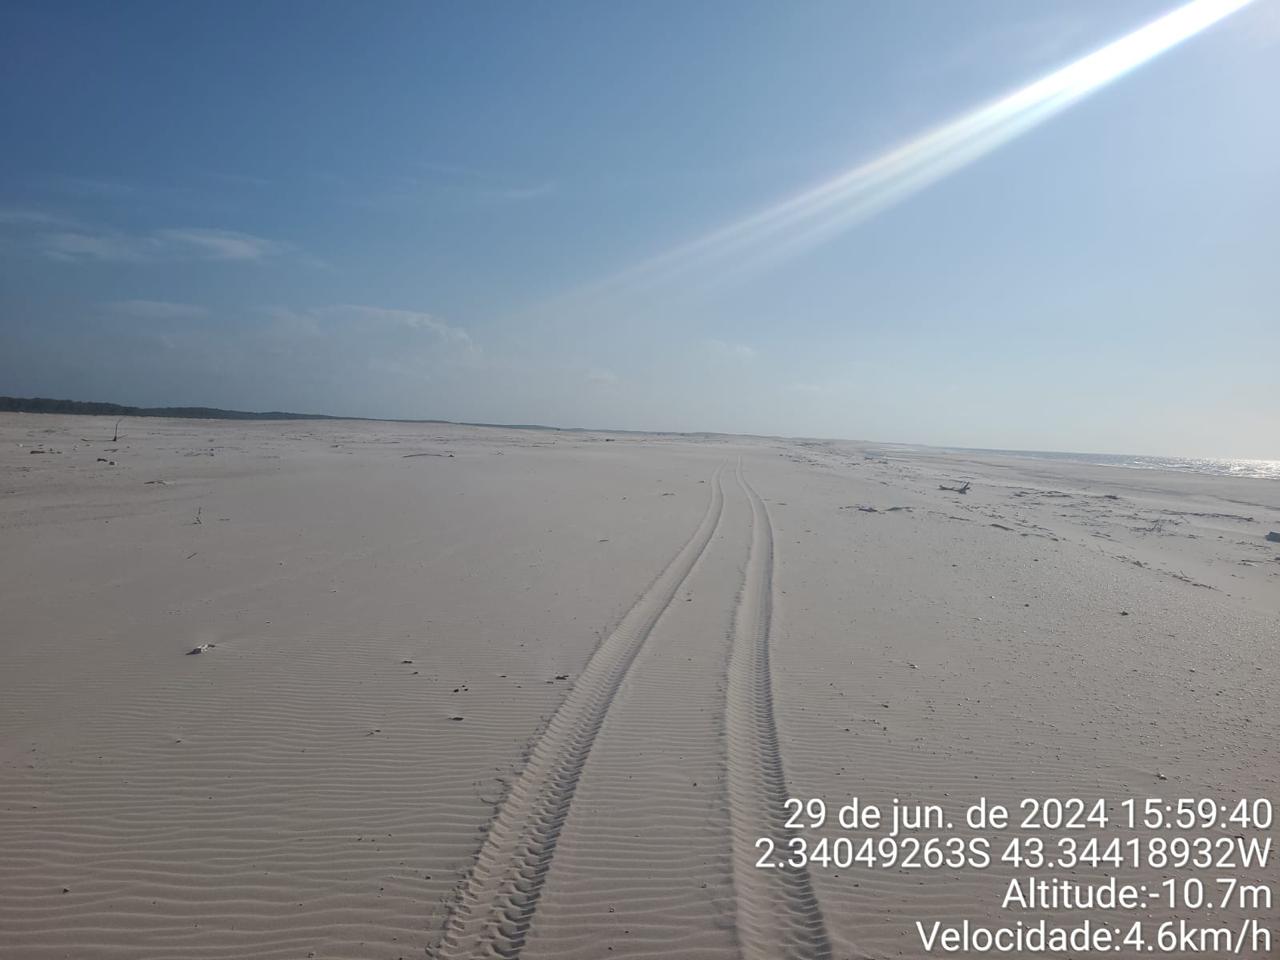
0 394 714 436
0 396 339 421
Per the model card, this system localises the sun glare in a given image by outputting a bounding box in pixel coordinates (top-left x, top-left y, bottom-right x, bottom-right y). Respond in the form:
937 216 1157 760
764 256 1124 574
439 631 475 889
565 0 1255 303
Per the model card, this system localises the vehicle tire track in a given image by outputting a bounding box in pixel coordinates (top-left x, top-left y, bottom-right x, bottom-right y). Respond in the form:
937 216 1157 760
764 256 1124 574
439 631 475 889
726 461 832 960
432 464 728 959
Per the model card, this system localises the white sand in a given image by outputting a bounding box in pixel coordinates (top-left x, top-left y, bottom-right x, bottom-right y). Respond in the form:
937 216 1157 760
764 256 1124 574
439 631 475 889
1 414 1276 958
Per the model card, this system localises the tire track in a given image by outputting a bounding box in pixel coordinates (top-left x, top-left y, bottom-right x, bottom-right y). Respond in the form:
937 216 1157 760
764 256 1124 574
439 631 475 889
726 461 832 960
432 464 728 959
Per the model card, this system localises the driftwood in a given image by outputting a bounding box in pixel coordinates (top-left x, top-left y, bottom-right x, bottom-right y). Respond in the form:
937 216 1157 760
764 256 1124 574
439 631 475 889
939 481 971 494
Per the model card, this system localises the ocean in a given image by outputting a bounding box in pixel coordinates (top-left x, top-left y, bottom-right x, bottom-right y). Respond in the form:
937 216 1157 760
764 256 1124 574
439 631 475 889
948 448 1280 481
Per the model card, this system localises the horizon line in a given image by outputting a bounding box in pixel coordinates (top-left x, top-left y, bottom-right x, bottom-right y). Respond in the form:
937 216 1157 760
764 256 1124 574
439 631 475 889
2 394 1275 467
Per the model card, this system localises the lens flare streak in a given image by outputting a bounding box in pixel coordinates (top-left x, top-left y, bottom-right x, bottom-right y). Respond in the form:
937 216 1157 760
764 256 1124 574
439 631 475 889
566 0 1253 304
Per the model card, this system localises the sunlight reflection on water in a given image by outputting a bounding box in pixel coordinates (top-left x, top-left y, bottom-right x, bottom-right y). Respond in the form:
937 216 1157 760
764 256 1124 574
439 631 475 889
956 449 1280 480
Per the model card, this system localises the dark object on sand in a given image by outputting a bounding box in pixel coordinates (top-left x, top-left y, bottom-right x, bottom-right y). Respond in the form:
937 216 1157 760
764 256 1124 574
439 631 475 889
187 643 215 655
939 481 971 494
1267 531 1280 543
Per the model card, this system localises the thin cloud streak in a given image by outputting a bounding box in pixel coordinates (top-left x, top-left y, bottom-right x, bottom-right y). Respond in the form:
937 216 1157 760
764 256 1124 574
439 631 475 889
261 303 474 350
0 208 294 263
0 209 76 226
38 225 289 263
108 299 210 319
706 338 757 362
586 367 619 385
348 164 558 210
154 228 287 261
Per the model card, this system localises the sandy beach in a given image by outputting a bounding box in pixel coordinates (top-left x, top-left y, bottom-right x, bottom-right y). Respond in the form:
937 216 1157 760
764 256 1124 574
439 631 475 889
1 413 1276 959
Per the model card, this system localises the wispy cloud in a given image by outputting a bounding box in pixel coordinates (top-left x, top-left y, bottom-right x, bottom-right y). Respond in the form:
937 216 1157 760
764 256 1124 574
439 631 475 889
38 225 289 263
40 231 148 262
706 338 757 362
350 163 557 209
247 303 480 394
108 299 210 320
314 304 473 346
586 367 619 385
0 208 76 226
154 228 287 261
0 206 295 263
262 303 474 349
45 175 139 199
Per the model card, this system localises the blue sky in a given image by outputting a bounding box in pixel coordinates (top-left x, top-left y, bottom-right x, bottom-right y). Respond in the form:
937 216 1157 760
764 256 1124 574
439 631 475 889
1 0 1276 457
